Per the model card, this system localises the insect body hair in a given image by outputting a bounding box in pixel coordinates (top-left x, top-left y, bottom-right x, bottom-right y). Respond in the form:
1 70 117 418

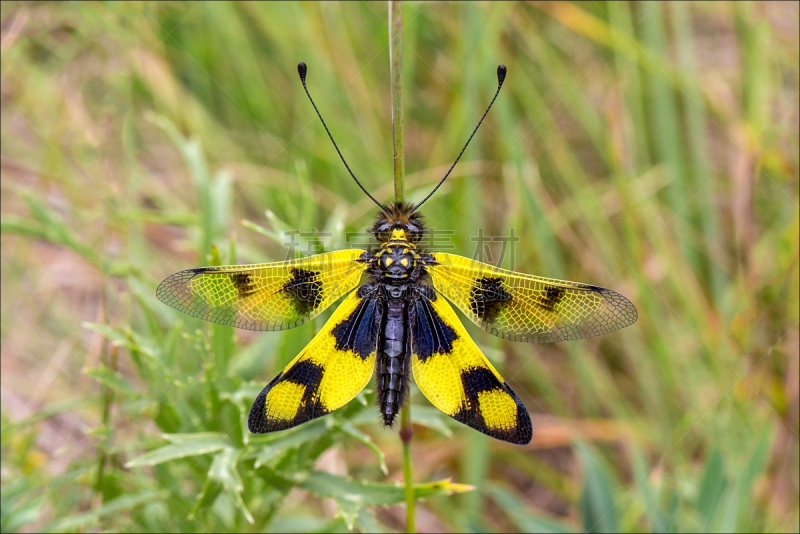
371 201 426 244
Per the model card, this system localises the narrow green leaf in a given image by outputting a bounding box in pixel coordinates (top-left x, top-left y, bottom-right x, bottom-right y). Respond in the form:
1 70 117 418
332 495 361 530
717 489 740 533
671 1 726 303
223 384 264 407
82 322 158 360
640 4 698 271
265 515 336 533
578 446 619 533
211 323 235 383
208 447 254 524
696 447 726 527
211 168 233 239
43 491 162 532
209 243 222 266
228 231 237 264
459 429 491 529
163 432 231 444
1 494 45 533
354 506 387 534
336 422 388 476
253 418 333 468
299 471 473 507
116 208 197 226
125 433 231 467
631 446 669 532
240 218 284 243
83 365 136 394
147 113 214 259
0 215 48 239
718 428 772 533
489 483 576 533
208 243 235 386
83 322 129 346
190 135 213 260
21 194 101 266
189 476 223 521
738 429 771 499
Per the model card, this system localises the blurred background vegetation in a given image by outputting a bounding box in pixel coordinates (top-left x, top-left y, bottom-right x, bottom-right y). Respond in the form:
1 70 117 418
1 1 798 532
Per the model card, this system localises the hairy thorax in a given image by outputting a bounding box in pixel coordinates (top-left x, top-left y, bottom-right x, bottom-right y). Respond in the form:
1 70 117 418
370 201 429 286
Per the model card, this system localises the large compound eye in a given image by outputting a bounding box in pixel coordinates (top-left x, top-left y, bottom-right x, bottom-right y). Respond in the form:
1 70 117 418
375 222 393 242
407 222 423 242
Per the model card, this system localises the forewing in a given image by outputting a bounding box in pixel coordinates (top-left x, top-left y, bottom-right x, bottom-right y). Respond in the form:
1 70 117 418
157 250 369 331
248 288 381 433
410 289 532 445
429 253 637 343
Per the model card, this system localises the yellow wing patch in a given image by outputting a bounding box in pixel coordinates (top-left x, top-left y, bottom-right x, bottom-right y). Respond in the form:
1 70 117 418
265 382 306 421
429 253 637 343
157 250 368 331
410 291 532 445
248 289 380 433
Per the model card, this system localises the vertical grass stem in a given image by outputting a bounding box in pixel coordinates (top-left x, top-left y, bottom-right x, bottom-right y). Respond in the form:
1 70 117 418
390 0 405 205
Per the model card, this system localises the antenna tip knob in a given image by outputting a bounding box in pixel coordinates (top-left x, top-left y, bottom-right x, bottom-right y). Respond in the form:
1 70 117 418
297 62 308 83
497 64 507 86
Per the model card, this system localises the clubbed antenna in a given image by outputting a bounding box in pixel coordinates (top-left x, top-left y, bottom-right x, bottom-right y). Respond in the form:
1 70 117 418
297 62 387 212
413 65 507 212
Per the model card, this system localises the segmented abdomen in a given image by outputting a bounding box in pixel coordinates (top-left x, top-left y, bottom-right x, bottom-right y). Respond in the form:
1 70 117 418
377 299 408 426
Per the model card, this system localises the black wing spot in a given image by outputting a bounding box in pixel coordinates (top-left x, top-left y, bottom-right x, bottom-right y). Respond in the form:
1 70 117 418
410 297 458 363
331 294 381 361
451 366 533 445
536 285 566 312
282 268 324 316
248 359 328 433
460 366 504 397
282 360 324 390
470 277 512 323
230 272 257 298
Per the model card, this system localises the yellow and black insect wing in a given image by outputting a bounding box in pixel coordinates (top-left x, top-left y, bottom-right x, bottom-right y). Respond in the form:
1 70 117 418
156 250 369 332
429 253 637 343
248 288 381 433
410 289 532 445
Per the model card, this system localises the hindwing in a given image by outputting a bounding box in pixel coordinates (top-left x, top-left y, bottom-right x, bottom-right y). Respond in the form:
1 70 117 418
248 287 382 433
157 250 368 331
409 288 532 445
429 253 637 343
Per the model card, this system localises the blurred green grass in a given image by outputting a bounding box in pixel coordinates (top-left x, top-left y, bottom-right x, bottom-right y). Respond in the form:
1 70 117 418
1 1 798 532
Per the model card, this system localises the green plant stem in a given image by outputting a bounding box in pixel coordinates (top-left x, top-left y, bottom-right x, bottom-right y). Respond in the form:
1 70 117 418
390 2 414 532
94 276 114 497
400 406 415 533
390 0 405 205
